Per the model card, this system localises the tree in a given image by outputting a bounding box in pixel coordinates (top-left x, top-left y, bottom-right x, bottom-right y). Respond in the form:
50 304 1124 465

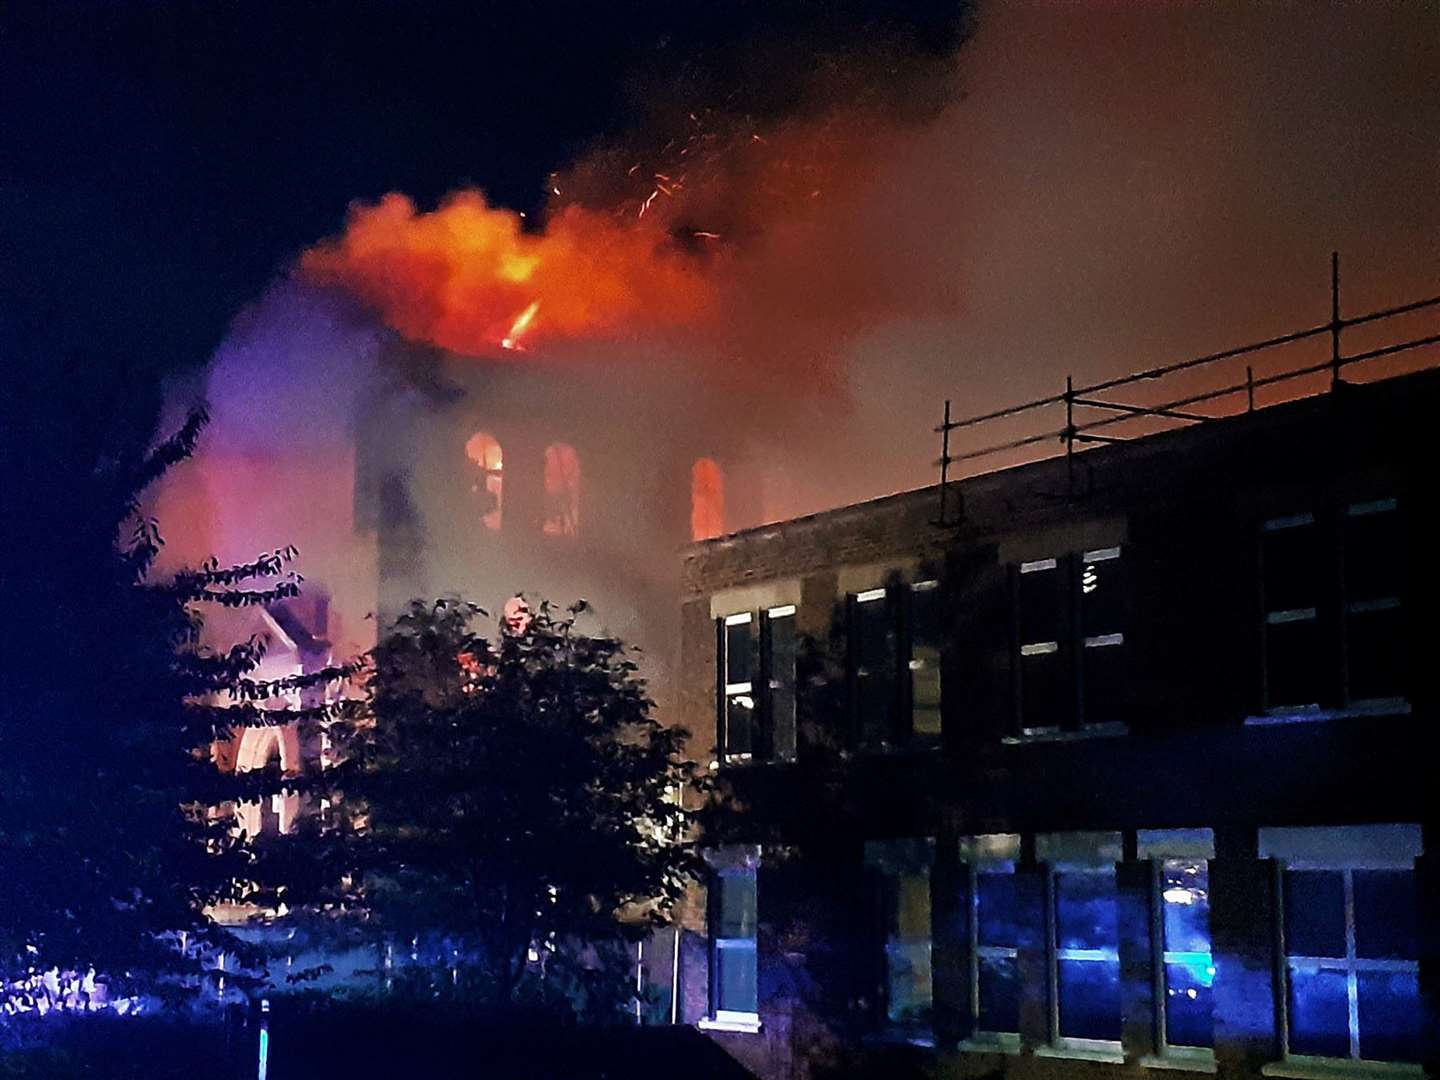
0 406 352 1015
311 598 706 1017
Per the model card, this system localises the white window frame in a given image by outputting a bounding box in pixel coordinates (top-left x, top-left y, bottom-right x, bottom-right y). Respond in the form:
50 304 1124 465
1041 833 1124 1056
1264 825 1423 1069
1279 868 1420 1066
703 861 761 1032
721 613 754 765
1140 829 1218 1062
959 834 1024 1051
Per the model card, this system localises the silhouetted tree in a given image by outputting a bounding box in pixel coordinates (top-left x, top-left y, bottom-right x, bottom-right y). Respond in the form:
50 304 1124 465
310 598 706 1018
0 407 353 1013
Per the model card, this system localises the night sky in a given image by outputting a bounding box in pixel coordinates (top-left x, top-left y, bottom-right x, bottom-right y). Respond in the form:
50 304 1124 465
3 1 967 426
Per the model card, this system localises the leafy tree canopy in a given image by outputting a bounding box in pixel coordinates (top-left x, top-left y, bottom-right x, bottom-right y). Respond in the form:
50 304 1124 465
306 598 707 1017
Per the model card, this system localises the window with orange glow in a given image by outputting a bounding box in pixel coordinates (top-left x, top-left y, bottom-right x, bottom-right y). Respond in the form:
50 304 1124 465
542 443 581 537
692 458 726 541
464 432 504 530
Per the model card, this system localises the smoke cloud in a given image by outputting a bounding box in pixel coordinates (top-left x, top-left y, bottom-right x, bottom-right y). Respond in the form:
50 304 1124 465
156 1 1437 655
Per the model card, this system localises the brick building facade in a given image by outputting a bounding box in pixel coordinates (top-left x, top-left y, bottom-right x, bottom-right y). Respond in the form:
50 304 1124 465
669 371 1438 1078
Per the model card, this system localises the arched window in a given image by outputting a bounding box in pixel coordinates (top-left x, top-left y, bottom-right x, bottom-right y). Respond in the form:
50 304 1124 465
465 432 504 530
542 443 581 537
691 458 726 541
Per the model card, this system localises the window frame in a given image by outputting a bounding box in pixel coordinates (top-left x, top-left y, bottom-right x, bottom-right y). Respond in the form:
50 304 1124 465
1259 498 1408 717
1278 866 1421 1066
719 613 755 765
704 861 761 1031
963 835 1025 1048
904 579 944 745
849 587 898 749
1140 830 1218 1060
1012 548 1127 737
717 606 798 766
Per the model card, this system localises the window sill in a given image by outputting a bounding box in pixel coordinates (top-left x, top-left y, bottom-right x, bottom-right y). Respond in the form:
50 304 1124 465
698 1012 762 1034
1262 1057 1422 1080
1002 722 1129 745
1244 699 1410 727
1139 1048 1217 1073
1034 1040 1125 1064
959 1032 1022 1055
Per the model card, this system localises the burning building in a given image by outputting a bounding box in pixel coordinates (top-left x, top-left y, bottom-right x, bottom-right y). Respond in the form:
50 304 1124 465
353 336 763 703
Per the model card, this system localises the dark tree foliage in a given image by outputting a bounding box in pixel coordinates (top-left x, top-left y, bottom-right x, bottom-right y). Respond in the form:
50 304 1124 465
0 407 352 1010
308 599 707 1017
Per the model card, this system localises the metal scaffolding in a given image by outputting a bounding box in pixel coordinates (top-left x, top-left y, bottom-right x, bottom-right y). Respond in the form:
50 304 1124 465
933 253 1440 527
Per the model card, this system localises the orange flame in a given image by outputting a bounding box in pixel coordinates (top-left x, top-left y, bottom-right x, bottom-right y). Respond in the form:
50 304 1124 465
300 191 713 357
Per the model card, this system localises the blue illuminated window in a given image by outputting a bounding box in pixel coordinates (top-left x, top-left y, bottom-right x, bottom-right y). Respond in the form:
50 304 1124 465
974 868 1038 1034
711 867 758 1017
1160 858 1215 1048
1054 870 1121 1041
1281 867 1421 1063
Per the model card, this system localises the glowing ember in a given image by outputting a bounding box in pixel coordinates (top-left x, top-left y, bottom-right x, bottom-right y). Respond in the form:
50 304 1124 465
500 300 540 351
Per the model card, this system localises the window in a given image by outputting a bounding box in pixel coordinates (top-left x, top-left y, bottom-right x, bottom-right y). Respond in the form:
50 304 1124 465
1041 832 1123 1046
851 588 896 748
1262 514 1323 709
541 442 580 537
762 605 797 762
691 459 726 541
1263 824 1422 1065
1140 829 1216 1052
1015 548 1127 733
867 840 934 1034
464 432 504 530
908 581 943 741
1344 499 1404 702
1261 500 1407 713
720 614 755 763
710 865 758 1022
963 834 1030 1039
1079 547 1125 724
1018 559 1066 732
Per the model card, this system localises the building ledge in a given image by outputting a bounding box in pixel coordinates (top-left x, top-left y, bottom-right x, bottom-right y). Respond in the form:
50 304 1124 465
1261 1057 1422 1080
959 1033 1022 1055
1034 1039 1126 1064
1002 722 1129 745
1138 1048 1218 1073
698 1011 762 1034
1244 699 1410 727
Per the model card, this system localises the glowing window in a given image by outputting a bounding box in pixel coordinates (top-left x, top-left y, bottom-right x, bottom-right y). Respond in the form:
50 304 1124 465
464 432 503 531
691 458 726 541
542 443 580 537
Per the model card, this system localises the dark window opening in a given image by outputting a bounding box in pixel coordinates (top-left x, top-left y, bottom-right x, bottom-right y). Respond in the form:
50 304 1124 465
1262 514 1323 710
1018 559 1066 731
762 606 797 762
1079 547 1125 725
908 581 943 742
851 589 897 748
1344 500 1404 702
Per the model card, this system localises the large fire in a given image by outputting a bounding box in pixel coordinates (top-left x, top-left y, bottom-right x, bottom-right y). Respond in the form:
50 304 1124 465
301 191 715 356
